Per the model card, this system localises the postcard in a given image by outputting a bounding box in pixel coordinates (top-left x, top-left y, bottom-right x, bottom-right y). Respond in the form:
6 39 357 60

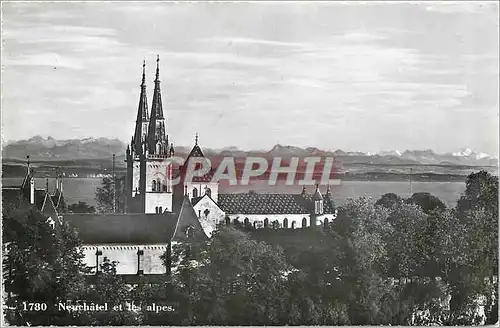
1 1 498 326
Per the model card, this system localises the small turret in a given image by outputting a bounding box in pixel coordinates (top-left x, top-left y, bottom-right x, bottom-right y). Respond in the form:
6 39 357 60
326 184 332 198
313 184 324 215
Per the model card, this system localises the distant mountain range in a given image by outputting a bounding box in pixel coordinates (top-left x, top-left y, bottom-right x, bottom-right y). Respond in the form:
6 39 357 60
2 136 498 167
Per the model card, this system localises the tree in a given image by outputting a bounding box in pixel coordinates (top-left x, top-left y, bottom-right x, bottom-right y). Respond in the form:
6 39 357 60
332 197 394 325
95 175 124 213
375 193 402 209
406 192 446 214
68 201 96 213
81 258 142 326
2 203 89 326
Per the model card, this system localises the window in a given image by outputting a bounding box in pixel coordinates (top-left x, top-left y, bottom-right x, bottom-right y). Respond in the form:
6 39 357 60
315 200 324 214
283 218 288 228
253 221 257 229
152 180 156 192
225 217 231 225
244 217 250 227
163 184 167 192
272 220 279 229
186 226 195 239
291 221 296 229
159 206 163 213
137 249 144 275
193 187 198 198
264 218 269 228
205 187 212 197
302 217 307 228
155 206 159 213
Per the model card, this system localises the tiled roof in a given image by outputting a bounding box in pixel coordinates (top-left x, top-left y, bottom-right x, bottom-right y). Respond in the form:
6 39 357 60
218 193 336 215
64 212 179 244
186 144 205 159
218 193 307 215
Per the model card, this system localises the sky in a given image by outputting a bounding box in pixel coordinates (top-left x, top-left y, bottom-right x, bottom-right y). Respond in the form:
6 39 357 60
2 1 499 155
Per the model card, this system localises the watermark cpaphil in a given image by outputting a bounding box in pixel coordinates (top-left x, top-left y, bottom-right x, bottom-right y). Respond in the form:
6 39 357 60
164 155 342 186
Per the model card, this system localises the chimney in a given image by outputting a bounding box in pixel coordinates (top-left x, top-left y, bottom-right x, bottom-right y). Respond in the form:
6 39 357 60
30 177 35 205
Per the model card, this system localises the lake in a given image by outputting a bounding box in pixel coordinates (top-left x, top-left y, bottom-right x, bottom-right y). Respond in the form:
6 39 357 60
2 177 466 208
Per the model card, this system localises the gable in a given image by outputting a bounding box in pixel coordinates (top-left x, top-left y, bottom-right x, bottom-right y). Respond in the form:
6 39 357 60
172 196 208 241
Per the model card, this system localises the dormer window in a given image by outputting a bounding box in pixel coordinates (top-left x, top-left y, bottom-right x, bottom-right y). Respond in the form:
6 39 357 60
46 217 55 230
186 226 195 239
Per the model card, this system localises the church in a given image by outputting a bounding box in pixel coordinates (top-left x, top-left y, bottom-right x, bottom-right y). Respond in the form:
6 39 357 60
6 56 338 277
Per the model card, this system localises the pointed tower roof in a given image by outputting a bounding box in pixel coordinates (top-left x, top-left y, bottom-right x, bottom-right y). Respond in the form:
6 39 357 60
147 55 167 154
325 184 332 198
313 184 323 201
186 133 205 160
150 55 164 120
134 60 149 151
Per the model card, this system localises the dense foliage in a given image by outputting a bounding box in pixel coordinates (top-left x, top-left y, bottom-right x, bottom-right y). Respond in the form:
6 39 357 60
3 170 498 325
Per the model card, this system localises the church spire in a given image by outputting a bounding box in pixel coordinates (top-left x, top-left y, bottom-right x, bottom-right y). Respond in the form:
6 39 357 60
133 60 149 153
148 55 167 154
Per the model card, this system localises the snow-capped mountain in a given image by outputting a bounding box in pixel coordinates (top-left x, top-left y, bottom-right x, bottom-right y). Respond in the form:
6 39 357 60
2 137 497 167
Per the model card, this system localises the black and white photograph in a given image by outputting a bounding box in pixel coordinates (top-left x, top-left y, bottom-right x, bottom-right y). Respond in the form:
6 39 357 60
1 1 498 326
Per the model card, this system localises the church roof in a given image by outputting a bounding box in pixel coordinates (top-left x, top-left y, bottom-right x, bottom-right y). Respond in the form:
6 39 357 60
218 192 336 215
64 213 179 244
64 196 207 244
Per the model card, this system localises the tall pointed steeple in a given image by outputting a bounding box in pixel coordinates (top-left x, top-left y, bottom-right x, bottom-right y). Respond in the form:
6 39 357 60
134 60 149 153
148 55 167 155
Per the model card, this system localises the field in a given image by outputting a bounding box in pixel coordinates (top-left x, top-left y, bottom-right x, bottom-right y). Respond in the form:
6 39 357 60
2 177 467 208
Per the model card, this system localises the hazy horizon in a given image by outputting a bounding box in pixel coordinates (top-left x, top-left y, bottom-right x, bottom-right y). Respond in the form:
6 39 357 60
3 134 498 157
2 2 499 156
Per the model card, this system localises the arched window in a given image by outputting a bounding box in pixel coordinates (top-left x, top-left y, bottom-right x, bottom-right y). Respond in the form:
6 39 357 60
283 218 289 228
225 217 231 225
253 221 257 229
163 184 167 192
193 187 198 198
205 187 212 197
324 217 329 228
291 221 296 229
302 217 307 228
264 218 269 228
244 217 250 227
152 180 156 192
159 206 163 213
155 206 159 213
